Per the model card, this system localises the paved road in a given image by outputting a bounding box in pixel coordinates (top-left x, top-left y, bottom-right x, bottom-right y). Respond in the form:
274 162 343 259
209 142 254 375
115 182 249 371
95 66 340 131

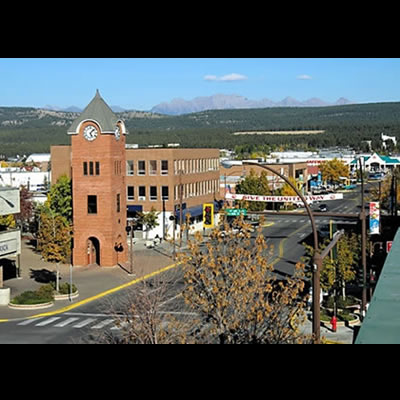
0 188 363 344
263 188 360 276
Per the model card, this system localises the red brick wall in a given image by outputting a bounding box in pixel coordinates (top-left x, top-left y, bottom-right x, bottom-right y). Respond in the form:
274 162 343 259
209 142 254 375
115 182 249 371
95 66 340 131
71 121 127 267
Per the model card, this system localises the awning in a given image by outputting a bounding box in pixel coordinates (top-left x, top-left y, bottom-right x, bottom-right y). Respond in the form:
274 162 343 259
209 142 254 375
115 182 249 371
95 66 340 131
175 204 203 222
175 200 222 223
127 205 143 212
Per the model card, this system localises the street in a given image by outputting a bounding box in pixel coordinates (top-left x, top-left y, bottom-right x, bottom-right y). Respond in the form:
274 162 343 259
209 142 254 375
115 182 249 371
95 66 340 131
0 188 363 344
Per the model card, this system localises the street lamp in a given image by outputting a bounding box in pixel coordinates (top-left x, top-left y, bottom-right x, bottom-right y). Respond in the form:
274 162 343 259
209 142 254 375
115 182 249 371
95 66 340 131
242 162 322 343
125 219 137 275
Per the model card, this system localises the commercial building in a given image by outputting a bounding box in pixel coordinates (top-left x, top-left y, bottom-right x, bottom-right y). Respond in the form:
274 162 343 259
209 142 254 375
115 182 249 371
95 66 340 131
220 160 308 198
349 152 400 174
0 187 21 304
51 91 220 266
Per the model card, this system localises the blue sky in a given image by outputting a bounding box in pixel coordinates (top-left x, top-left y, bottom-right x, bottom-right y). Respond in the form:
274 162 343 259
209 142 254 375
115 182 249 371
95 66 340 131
0 58 399 110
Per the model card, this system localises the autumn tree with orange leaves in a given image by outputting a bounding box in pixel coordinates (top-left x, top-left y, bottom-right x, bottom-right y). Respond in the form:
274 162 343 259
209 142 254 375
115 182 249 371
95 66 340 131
180 218 310 344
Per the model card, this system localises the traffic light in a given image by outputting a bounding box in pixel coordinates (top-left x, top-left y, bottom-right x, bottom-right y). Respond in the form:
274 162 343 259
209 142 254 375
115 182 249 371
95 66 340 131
203 203 214 228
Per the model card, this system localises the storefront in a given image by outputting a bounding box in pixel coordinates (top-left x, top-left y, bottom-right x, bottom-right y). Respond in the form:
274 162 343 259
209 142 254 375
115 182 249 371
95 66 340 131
0 187 21 304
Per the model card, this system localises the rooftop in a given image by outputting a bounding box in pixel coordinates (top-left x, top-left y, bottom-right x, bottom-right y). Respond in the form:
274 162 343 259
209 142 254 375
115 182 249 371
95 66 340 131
355 228 400 344
68 90 120 134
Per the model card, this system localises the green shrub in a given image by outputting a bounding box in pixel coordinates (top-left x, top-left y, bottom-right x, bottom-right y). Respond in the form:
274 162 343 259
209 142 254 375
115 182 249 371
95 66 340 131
57 282 77 295
11 284 54 305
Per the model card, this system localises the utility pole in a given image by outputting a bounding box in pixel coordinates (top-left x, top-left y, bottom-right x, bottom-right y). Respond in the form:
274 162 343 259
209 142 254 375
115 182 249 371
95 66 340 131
179 170 183 247
359 158 367 319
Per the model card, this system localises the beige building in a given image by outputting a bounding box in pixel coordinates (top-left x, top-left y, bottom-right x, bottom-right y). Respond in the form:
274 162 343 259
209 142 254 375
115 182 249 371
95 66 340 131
220 161 308 198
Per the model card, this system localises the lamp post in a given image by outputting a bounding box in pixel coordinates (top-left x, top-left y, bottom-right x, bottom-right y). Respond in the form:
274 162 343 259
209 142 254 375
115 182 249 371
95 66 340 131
242 162 322 343
125 219 137 275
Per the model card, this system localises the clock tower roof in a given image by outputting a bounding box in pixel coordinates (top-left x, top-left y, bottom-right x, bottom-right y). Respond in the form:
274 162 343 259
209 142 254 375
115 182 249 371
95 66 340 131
68 89 120 135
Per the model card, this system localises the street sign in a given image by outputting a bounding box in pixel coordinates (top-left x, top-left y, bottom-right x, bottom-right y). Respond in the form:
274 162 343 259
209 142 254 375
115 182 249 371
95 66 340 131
225 208 247 217
386 241 393 254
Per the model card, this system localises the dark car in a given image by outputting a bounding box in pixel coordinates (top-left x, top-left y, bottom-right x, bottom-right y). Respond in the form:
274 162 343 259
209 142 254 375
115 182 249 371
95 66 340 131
319 204 328 212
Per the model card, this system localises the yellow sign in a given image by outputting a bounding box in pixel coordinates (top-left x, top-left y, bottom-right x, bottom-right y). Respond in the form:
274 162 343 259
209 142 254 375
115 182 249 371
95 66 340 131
203 203 214 228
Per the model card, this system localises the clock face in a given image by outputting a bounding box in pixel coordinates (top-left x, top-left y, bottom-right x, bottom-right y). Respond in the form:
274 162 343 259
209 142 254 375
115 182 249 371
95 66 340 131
83 125 98 141
115 125 121 141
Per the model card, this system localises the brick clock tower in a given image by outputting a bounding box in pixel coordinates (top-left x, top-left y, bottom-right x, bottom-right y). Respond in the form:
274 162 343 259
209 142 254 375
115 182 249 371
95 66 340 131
68 90 127 267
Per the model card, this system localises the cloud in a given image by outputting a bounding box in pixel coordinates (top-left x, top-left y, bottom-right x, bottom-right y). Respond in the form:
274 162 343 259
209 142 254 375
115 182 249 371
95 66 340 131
296 74 313 80
204 73 248 82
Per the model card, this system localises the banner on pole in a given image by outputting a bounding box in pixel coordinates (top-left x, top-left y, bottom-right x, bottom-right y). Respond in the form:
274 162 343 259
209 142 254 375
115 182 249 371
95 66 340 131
225 193 343 203
369 202 380 235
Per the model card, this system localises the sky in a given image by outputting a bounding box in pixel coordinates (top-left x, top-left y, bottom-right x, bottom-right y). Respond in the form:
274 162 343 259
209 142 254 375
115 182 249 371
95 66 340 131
0 58 399 110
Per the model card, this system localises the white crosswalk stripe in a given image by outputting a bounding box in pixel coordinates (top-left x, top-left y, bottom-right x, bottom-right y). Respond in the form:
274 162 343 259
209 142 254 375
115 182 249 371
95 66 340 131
35 317 61 326
53 317 80 328
16 316 118 330
72 318 97 329
91 319 115 329
18 318 44 326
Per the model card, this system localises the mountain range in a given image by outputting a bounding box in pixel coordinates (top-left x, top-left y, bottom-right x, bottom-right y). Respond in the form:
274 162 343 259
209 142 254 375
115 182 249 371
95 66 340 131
42 94 354 116
150 94 354 115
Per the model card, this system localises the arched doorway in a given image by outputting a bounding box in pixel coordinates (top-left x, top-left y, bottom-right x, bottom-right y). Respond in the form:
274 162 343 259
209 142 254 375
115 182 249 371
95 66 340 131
87 237 100 265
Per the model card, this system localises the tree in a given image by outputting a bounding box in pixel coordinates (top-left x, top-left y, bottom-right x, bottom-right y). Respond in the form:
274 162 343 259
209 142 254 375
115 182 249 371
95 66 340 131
137 207 160 239
97 271 193 344
37 209 72 292
0 214 16 231
37 175 73 292
16 185 33 232
235 169 271 211
319 159 349 186
180 218 309 344
46 175 72 223
280 176 298 197
303 232 360 300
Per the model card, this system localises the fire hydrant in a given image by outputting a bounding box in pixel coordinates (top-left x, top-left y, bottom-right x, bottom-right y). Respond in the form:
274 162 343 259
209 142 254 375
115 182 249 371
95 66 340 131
330 315 337 332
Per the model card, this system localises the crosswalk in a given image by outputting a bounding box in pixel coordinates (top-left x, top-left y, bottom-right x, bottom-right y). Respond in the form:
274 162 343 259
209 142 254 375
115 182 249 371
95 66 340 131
16 314 123 331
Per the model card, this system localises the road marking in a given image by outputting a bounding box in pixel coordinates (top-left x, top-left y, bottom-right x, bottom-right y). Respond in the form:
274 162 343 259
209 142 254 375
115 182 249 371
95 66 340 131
73 318 97 328
53 317 80 328
18 318 44 326
6 261 183 323
91 319 115 329
270 224 306 267
35 317 61 327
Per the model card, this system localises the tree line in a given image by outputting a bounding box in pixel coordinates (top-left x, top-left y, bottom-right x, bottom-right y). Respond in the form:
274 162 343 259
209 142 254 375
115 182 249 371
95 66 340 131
2 102 400 156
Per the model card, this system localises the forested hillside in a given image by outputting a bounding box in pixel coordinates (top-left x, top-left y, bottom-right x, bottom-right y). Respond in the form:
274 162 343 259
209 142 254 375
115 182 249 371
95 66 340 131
1 102 400 157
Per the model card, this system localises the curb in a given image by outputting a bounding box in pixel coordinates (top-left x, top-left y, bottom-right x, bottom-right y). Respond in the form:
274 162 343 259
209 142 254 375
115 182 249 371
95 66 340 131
0 261 181 323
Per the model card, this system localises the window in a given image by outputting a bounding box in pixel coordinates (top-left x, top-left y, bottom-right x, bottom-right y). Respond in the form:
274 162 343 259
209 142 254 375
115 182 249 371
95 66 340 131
138 160 146 175
83 161 99 176
127 160 134 176
162 186 169 201
88 195 97 214
127 186 135 201
149 160 157 175
138 186 146 200
114 161 122 175
116 193 121 213
150 186 157 201
161 160 168 175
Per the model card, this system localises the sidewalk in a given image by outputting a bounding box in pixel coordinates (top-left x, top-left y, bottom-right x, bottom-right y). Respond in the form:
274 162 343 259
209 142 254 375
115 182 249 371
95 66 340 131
300 312 358 344
0 237 176 321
